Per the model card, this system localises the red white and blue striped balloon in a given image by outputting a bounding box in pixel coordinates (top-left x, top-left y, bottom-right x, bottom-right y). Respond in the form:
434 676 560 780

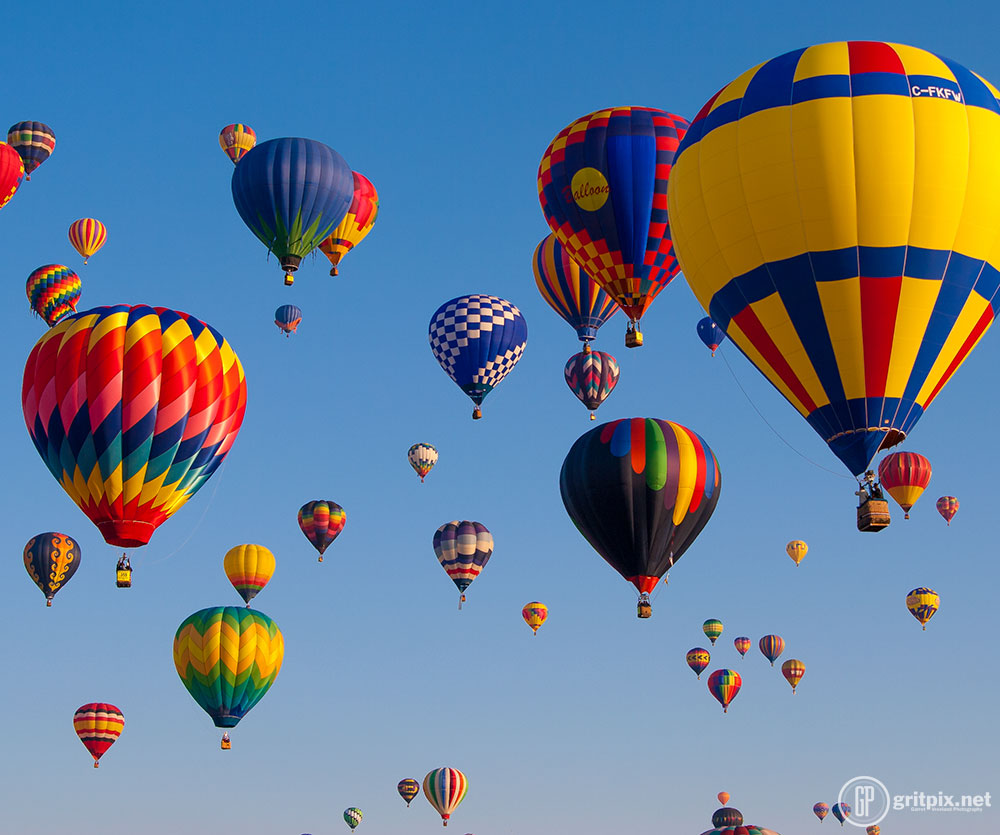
423 766 468 826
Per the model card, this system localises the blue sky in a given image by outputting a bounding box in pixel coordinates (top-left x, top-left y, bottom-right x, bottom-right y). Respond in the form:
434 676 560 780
1 2 998 833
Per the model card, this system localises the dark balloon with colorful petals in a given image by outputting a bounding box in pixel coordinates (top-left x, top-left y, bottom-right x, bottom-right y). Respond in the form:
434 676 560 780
297 500 345 562
26 264 81 326
560 418 721 617
7 121 55 179
23 532 81 606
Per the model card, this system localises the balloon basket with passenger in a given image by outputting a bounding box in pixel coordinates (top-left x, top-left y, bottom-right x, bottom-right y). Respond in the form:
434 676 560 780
116 554 132 588
624 322 643 348
855 471 891 533
220 732 231 750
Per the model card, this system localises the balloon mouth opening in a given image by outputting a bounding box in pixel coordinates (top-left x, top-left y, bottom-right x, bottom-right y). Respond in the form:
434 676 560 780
97 520 154 548
212 716 242 729
280 255 302 272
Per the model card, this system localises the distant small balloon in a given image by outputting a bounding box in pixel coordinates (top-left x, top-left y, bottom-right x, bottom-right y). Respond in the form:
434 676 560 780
733 637 751 658
786 540 808 566
781 659 805 694
759 635 785 666
522 602 547 635
866 826 880 835
408 443 438 483
343 807 363 831
219 123 257 164
813 802 829 821
24 532 81 606
906 587 939 630
831 802 851 825
717 792 730 805
274 304 302 336
298 500 346 562
686 648 711 679
936 496 959 526
398 778 420 807
73 703 124 768
707 669 741 713
697 317 725 356
703 619 723 645
68 218 107 263
7 121 55 179
26 264 81 327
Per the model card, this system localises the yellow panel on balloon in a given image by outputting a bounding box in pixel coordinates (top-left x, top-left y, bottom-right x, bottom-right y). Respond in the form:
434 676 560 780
884 277 940 397
814 277 864 399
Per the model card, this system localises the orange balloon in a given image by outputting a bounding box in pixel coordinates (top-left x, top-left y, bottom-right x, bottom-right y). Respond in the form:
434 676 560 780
718 792 730 805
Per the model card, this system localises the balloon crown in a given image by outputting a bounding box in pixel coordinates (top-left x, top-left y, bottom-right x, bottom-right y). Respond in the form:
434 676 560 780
712 806 744 828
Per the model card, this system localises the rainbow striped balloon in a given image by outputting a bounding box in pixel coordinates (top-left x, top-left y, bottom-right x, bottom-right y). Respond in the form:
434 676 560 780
733 636 751 658
707 669 742 713
68 218 107 264
297 500 346 561
223 544 275 606
759 635 785 666
423 767 468 826
73 703 124 767
173 606 284 730
26 264 81 326
319 171 379 276
22 306 247 549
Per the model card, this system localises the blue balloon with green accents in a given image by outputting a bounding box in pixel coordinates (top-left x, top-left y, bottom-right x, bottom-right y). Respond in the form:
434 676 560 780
231 137 354 285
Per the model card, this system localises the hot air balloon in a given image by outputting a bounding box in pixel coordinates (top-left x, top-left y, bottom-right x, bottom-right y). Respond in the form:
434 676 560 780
879 452 932 519
703 619 724 645
408 443 438 482
718 793 730 806
866 827 880 835
173 606 284 746
538 107 689 347
669 42 1000 479
398 778 420 807
7 121 55 179
564 349 620 419
707 669 741 713
22 306 247 556
344 808 363 831
297 500 345 562
423 767 468 827
428 295 528 419
936 495 959 525
318 172 379 276
26 264 81 327
73 703 124 767
759 635 785 666
0 141 25 208
733 636 751 658
906 587 939 630
522 601 547 635
24 532 81 606
813 802 830 821
532 233 619 344
786 540 808 566
697 318 725 356
831 803 851 826
561 418 722 618
433 521 492 609
712 808 744 828
68 218 108 264
231 137 354 285
274 304 302 336
219 123 256 164
224 544 275 606
687 648 711 679
781 659 805 693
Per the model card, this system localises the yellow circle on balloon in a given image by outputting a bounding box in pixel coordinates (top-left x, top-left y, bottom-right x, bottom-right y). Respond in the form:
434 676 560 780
570 167 610 211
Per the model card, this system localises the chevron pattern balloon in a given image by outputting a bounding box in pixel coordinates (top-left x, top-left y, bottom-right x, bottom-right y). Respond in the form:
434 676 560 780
564 349 620 418
68 218 108 264
428 295 528 419
73 703 124 767
22 306 248 548
173 606 284 729
223 544 276 606
23 531 81 606
26 264 81 326
423 766 468 826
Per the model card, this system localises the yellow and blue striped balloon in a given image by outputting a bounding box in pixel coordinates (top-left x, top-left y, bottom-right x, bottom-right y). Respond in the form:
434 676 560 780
669 42 1000 475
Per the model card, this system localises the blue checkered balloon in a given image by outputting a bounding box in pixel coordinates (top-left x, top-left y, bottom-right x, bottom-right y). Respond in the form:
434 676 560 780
428 294 528 418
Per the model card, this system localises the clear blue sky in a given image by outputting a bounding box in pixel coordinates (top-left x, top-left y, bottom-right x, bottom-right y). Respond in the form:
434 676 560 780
1 2 997 833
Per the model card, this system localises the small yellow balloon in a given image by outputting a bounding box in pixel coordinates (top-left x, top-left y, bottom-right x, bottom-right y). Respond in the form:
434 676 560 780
786 540 808 566
224 544 276 606
522 601 548 635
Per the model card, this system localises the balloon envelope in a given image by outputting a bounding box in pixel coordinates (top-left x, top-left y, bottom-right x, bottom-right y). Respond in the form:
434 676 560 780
74 703 123 767
522 601 547 634
0 141 25 208
398 778 420 806
22 305 247 548
7 121 55 178
733 636 751 657
813 802 829 821
274 304 302 335
703 619 723 644
298 500 345 559
669 41 1000 476
219 123 256 164
231 137 354 282
344 808 363 831
686 648 711 678
428 295 527 418
423 767 468 825
781 659 805 692
408 443 438 482
936 495 959 525
433 521 492 594
786 540 808 566
560 419 721 608
68 218 107 264
707 669 742 712
564 350 620 417
878 451 932 518
173 606 284 728
832 803 851 824
532 233 619 342
906 587 939 629
759 635 785 666
538 107 688 330
24 532 81 605
697 317 725 354
26 264 81 327
224 544 275 606
319 171 379 275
